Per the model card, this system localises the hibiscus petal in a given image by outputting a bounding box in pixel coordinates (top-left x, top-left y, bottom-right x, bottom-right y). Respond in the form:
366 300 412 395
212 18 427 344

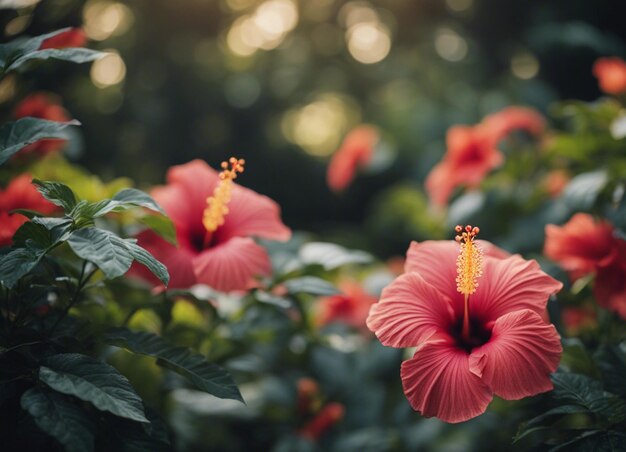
366 272 455 348
133 230 197 289
424 161 456 207
468 309 562 400
401 339 493 423
166 159 220 221
214 185 291 243
192 237 271 292
471 254 563 322
404 240 510 316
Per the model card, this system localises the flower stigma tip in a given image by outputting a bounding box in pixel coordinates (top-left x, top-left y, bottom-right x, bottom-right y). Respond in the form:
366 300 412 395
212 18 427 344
203 157 245 233
455 224 483 296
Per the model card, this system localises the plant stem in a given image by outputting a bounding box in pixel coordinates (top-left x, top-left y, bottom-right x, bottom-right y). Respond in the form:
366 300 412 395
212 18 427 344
49 261 97 335
462 294 471 342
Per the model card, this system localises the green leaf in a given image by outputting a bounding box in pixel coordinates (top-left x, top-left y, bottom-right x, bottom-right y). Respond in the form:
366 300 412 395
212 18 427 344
551 372 626 421
72 188 165 220
0 118 79 166
123 240 169 286
137 214 177 245
7 47 105 72
0 28 77 65
68 228 134 279
0 247 45 288
562 170 608 210
299 242 372 270
20 387 95 452
12 217 73 248
283 276 340 296
594 344 626 397
32 178 78 211
39 353 148 423
524 404 589 428
103 327 243 402
550 430 626 452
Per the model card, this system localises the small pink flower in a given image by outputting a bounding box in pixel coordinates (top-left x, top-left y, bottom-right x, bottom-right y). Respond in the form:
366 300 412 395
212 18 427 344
327 125 380 192
298 402 345 440
426 107 545 206
316 280 377 331
593 57 626 95
40 28 87 50
0 174 57 246
134 159 291 291
367 226 562 423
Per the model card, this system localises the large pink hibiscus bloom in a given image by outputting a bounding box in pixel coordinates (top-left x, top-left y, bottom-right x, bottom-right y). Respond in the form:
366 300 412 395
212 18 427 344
367 226 562 423
135 159 291 291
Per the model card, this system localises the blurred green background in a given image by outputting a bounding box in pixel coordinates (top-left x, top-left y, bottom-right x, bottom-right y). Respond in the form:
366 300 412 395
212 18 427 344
1 0 625 255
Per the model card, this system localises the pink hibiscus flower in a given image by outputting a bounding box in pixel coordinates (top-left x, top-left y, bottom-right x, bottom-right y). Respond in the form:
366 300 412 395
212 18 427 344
593 57 626 95
327 125 380 192
425 107 545 206
135 158 291 291
0 174 57 246
367 225 562 423
316 280 377 331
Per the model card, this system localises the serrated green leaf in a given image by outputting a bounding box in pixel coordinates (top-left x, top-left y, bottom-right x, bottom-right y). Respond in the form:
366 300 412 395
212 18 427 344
20 387 95 452
0 118 79 166
137 214 177 245
283 276 340 296
32 178 78 211
124 240 169 286
594 344 626 397
67 228 133 279
103 328 243 402
524 404 589 428
551 372 626 421
39 353 148 423
299 242 372 270
0 28 74 65
550 430 626 452
72 188 165 220
0 246 45 288
7 47 105 72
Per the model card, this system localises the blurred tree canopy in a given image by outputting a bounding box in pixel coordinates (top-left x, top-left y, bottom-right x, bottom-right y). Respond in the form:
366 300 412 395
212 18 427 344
1 0 625 255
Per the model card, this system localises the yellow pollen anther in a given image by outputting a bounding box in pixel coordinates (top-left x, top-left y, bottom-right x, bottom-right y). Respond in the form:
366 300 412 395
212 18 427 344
455 225 483 296
203 157 245 233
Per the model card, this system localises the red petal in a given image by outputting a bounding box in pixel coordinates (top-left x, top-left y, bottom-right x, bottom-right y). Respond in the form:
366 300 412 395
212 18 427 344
192 237 271 292
214 185 291 243
469 309 562 400
366 272 455 348
401 339 493 423
471 254 563 323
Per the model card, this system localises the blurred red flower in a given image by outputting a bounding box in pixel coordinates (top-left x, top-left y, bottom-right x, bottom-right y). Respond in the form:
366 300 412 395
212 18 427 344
545 213 626 320
298 402 345 440
40 28 87 50
543 170 570 198
316 280 377 330
327 125 379 192
593 57 626 95
134 159 291 292
367 230 562 423
544 213 616 279
296 378 320 415
425 107 545 206
13 92 71 158
0 174 57 246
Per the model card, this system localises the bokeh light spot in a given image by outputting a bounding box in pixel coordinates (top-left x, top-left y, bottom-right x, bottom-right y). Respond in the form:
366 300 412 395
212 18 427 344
90 51 126 88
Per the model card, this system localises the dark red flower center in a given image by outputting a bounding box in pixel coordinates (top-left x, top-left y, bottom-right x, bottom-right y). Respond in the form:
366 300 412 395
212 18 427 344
450 314 492 352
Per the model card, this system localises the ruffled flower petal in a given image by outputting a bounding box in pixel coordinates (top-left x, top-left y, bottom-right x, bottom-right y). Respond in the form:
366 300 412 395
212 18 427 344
367 272 455 348
469 309 562 400
471 254 563 323
401 339 493 423
192 236 271 292
214 185 291 244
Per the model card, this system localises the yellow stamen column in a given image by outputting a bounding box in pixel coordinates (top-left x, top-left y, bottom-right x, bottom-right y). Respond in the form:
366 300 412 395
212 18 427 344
455 225 483 342
203 157 245 240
